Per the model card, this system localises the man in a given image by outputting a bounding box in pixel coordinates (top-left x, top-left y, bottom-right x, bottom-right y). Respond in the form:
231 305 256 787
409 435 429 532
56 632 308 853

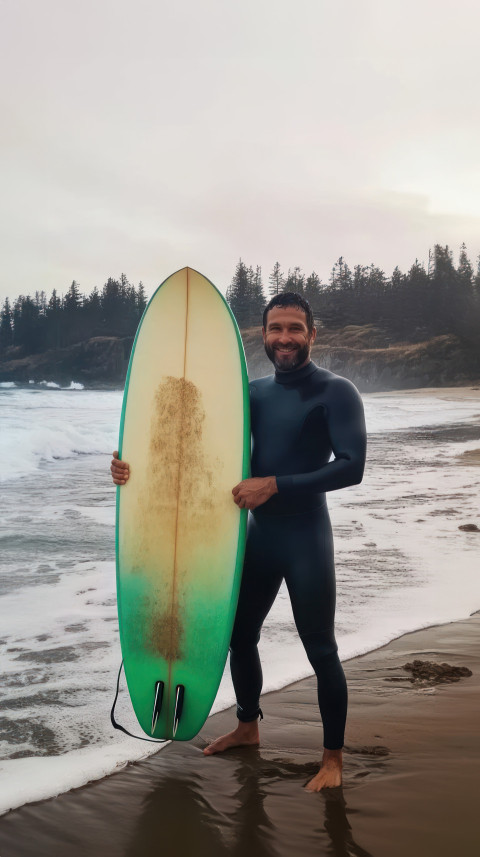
111 292 366 791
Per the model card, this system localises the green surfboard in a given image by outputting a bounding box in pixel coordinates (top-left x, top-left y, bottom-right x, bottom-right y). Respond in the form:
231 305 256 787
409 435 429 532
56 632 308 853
115 268 250 741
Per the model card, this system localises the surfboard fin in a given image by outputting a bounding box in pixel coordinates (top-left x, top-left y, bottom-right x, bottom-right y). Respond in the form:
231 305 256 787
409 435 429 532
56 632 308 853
151 681 165 735
172 684 185 737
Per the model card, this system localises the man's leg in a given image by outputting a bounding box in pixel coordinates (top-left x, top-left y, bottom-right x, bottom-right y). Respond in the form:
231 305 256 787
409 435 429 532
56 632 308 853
283 506 346 789
204 514 283 755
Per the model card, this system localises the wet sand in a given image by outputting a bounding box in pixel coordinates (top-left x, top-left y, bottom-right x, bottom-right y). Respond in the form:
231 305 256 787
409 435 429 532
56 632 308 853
0 613 478 857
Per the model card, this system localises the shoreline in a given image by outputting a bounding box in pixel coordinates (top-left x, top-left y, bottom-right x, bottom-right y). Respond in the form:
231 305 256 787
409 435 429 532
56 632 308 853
2 380 480 395
1 610 479 856
368 383 480 399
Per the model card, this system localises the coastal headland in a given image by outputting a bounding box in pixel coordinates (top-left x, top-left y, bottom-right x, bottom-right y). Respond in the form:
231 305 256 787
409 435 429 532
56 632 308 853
1 324 479 391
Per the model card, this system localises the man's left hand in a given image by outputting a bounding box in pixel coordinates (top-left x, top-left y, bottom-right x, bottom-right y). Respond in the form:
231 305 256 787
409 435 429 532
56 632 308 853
232 476 278 510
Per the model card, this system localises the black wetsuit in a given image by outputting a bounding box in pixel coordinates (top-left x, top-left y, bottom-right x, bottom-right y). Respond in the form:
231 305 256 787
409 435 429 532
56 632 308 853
229 361 367 750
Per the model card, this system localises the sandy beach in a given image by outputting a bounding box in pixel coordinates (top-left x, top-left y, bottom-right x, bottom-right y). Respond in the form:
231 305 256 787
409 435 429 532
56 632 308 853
0 611 478 857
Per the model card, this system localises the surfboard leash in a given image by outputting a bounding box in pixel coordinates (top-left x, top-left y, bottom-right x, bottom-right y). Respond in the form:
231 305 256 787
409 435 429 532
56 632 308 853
110 660 168 744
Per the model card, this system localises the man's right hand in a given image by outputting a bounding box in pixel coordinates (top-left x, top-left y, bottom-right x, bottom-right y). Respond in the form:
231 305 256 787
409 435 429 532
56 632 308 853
111 451 130 485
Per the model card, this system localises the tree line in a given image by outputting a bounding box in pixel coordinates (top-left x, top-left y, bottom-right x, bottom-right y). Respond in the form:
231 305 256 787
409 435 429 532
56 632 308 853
1 245 480 356
227 245 480 350
0 275 147 354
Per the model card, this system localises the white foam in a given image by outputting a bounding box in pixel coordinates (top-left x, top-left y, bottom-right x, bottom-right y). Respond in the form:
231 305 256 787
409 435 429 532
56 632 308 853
363 393 480 433
0 381 16 388
74 505 116 526
0 739 166 815
0 389 121 482
62 381 85 390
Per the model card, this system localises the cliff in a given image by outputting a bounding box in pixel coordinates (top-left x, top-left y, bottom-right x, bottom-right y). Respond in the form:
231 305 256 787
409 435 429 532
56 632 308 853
0 325 478 391
242 324 480 391
0 336 133 388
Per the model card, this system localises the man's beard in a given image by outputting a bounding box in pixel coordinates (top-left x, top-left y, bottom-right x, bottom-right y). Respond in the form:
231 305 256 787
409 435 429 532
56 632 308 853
264 341 311 372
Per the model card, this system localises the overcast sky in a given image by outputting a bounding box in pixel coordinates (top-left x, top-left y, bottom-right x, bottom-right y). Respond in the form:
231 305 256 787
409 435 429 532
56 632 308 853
1 0 479 302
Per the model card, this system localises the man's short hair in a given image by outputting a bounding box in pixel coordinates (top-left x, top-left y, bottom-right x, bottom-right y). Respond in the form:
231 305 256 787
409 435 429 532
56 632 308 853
263 292 314 333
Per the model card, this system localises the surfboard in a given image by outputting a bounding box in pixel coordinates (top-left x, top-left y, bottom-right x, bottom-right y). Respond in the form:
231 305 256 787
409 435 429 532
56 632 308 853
115 267 250 741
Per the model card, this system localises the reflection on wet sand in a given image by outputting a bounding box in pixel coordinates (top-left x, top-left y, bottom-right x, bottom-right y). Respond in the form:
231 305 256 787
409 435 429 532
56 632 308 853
322 789 373 857
124 745 373 857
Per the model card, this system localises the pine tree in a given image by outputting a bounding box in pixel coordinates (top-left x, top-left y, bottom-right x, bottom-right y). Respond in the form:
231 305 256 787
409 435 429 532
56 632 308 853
101 277 123 334
86 286 101 313
304 271 321 302
457 243 474 294
352 264 368 292
389 266 403 291
455 244 478 343
64 280 82 313
136 282 147 315
431 245 457 335
119 273 129 295
283 266 304 294
125 284 139 332
226 260 251 328
268 262 284 297
46 289 62 348
327 259 354 326
12 295 43 353
329 257 352 291
0 297 13 350
63 280 84 344
34 290 47 316
249 265 266 324
226 260 265 328
474 256 480 302
384 266 406 338
406 260 431 338
82 287 102 339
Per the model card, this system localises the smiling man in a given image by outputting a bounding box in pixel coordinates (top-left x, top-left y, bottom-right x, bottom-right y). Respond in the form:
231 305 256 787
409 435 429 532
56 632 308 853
202 292 367 790
111 291 366 791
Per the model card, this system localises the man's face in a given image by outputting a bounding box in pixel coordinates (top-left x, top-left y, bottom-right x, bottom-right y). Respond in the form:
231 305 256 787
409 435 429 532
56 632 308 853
262 306 316 372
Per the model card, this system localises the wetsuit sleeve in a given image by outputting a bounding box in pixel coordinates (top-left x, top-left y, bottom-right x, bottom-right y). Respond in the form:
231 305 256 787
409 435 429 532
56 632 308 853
275 379 366 494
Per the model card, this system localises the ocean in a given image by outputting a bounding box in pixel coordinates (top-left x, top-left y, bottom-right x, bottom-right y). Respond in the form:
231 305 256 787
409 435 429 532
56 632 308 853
1 381 479 814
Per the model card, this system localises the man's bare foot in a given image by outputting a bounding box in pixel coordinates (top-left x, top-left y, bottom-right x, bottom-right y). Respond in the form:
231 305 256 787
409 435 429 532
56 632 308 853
305 748 343 791
203 720 260 755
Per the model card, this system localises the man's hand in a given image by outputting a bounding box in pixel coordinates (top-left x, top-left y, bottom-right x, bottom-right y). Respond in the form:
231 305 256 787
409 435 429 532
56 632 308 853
111 451 130 485
232 476 278 510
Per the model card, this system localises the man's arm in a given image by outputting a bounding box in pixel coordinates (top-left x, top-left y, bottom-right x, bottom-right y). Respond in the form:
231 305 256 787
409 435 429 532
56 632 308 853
275 378 366 494
232 378 366 510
